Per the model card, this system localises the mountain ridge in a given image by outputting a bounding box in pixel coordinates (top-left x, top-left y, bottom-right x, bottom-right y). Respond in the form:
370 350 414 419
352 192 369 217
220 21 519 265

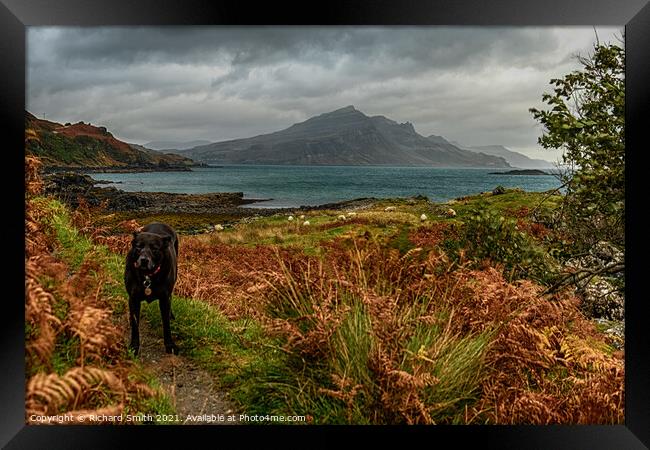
178 106 510 168
448 141 554 169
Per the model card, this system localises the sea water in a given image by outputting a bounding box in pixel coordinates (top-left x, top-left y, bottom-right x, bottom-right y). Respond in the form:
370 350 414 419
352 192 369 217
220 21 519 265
88 165 561 208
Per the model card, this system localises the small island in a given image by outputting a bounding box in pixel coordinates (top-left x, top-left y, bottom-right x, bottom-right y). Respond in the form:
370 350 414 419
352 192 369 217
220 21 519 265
489 169 550 175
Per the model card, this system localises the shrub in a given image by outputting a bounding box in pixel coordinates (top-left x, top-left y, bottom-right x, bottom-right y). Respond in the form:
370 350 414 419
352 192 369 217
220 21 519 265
458 203 555 283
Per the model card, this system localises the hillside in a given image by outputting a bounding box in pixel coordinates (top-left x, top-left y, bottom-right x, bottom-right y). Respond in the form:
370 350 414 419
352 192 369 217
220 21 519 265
178 106 510 168
448 141 554 169
25 111 198 170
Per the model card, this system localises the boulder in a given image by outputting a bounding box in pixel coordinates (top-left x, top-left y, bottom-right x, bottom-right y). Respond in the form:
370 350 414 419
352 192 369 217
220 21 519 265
566 241 625 321
578 276 624 321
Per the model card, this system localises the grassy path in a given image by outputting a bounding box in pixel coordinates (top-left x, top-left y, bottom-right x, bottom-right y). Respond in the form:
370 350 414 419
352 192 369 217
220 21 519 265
135 317 240 424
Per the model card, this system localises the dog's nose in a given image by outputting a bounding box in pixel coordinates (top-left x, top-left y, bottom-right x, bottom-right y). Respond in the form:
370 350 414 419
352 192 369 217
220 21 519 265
138 256 150 268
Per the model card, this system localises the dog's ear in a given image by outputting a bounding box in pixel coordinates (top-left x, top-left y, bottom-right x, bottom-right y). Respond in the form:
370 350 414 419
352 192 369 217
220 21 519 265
131 232 139 245
162 235 172 247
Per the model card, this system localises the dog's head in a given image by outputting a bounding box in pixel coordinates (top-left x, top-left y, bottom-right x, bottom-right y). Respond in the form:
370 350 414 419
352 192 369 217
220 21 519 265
130 232 172 272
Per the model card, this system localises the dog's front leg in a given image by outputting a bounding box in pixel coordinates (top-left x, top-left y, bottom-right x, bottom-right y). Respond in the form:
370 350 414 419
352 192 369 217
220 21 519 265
159 294 178 354
129 295 141 355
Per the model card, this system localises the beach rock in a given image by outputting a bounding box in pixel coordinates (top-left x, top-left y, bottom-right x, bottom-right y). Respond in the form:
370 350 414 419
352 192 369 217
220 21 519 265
492 185 506 195
43 171 96 194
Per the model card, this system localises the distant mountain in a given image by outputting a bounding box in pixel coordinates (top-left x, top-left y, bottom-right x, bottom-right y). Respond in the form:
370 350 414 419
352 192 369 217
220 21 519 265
25 111 198 170
144 140 212 151
447 141 554 169
177 106 510 168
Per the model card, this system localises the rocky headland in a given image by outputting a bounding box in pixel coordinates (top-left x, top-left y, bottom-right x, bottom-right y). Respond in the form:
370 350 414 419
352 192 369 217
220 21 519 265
489 169 550 175
42 172 276 216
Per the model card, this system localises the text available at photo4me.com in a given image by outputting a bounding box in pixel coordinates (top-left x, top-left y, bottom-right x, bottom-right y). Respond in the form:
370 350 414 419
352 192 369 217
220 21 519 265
29 413 312 424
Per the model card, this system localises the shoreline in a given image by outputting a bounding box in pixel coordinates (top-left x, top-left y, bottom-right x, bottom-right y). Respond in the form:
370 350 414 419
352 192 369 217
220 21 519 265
43 164 207 174
41 171 387 227
42 169 560 220
43 171 297 217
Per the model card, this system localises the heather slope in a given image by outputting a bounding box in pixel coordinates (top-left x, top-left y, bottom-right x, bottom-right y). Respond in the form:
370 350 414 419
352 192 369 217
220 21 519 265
25 111 197 170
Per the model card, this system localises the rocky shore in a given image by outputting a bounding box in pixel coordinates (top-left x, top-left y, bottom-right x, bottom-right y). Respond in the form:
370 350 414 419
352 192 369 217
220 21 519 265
43 165 197 174
488 169 550 175
42 171 277 216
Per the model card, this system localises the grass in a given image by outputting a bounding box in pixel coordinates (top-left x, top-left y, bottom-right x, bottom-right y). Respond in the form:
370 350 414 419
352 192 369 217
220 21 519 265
249 244 504 424
95 211 243 233
30 186 624 425
38 197 96 270
450 189 562 218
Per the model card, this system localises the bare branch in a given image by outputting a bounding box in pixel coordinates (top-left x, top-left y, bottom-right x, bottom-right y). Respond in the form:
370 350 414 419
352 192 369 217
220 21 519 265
543 262 624 295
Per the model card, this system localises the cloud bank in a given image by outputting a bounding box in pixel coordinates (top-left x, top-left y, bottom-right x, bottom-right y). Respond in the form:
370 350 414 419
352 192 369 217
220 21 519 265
27 26 622 160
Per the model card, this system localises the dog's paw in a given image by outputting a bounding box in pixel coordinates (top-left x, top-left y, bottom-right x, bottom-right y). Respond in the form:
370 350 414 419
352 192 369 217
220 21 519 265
129 343 140 357
165 343 179 355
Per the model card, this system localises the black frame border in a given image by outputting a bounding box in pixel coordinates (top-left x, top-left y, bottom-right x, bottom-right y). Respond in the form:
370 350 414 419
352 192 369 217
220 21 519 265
2 0 648 448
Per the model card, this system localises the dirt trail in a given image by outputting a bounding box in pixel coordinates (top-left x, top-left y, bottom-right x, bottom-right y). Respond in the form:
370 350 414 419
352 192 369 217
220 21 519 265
137 318 240 425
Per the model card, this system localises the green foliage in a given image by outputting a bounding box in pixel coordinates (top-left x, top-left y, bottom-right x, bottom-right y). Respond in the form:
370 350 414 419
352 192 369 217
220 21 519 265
529 40 624 252
459 203 554 283
388 226 416 255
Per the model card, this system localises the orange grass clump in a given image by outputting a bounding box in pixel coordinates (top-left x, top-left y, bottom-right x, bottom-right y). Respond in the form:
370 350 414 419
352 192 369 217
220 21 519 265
69 198 141 255
459 269 624 424
259 236 624 424
174 238 302 319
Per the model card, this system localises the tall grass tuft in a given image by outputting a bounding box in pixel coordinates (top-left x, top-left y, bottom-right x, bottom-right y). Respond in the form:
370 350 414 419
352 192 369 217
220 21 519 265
260 239 496 424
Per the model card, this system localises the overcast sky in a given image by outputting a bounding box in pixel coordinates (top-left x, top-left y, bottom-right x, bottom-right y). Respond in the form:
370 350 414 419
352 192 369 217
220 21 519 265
27 26 622 161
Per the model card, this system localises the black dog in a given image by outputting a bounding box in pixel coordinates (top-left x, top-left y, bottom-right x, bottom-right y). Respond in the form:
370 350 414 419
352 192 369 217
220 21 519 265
125 222 179 355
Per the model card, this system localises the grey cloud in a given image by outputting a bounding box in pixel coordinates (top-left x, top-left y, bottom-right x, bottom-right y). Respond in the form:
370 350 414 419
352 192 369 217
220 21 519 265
27 26 622 159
